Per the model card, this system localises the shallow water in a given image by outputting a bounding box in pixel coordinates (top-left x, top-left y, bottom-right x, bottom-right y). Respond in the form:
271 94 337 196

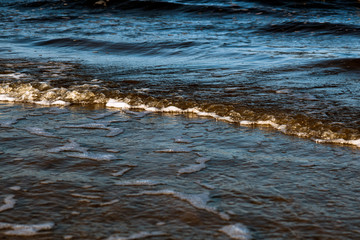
0 0 360 239
1 102 360 239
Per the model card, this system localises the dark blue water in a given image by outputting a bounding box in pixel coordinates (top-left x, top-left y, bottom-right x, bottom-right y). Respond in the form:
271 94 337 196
1 1 360 239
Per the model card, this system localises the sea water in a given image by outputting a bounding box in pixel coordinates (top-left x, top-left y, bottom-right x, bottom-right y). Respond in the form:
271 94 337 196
0 0 360 239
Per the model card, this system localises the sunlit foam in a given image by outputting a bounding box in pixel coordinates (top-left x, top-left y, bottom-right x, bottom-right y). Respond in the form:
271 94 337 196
106 99 131 109
315 138 360 148
0 94 16 102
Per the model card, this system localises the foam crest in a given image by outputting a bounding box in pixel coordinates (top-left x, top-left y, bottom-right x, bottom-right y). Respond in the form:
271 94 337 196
0 195 16 212
34 100 70 106
219 223 251 240
115 180 162 186
107 231 166 240
0 82 106 104
315 138 360 148
240 120 287 132
0 222 54 236
0 94 16 102
106 99 131 109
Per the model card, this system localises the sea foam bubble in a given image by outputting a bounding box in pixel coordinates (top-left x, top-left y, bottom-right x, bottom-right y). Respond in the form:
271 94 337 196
219 223 251 240
0 222 54 236
0 195 16 212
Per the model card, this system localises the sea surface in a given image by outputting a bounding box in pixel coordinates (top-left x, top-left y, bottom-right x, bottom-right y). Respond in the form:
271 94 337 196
0 0 360 239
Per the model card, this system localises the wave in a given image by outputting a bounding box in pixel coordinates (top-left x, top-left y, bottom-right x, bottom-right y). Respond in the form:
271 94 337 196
1 79 360 148
34 38 199 56
248 0 360 8
13 0 360 11
13 0 272 15
261 21 360 36
0 58 359 148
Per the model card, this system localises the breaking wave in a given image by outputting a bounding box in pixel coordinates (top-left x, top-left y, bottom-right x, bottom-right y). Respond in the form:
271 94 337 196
1 78 360 148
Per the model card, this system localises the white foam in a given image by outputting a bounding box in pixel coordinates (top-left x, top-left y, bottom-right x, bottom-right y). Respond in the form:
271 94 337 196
161 106 182 112
219 223 251 240
107 231 166 240
48 139 87 153
111 167 132 177
34 100 70 106
0 94 16 102
0 195 16 212
178 163 206 175
315 138 360 148
0 222 54 236
115 180 162 186
106 99 131 109
67 152 116 161
128 189 229 220
9 186 21 191
25 127 57 138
